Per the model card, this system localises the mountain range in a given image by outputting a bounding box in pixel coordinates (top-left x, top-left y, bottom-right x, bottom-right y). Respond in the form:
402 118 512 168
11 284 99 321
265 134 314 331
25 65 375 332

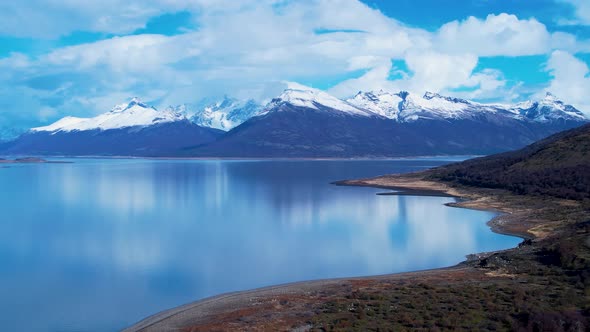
1 98 224 156
0 83 587 157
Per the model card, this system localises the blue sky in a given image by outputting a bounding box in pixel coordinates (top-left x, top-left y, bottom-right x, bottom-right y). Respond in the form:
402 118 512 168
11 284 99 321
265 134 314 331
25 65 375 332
1 0 590 138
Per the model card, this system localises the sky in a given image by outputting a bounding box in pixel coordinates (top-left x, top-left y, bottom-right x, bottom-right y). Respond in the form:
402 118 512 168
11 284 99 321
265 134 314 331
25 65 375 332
1 0 590 138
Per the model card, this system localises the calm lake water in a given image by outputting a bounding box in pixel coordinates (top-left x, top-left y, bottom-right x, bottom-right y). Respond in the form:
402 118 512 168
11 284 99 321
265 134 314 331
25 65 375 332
0 158 521 331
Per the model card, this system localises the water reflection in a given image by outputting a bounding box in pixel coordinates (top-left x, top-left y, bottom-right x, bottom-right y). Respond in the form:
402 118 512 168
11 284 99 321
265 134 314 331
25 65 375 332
0 159 520 332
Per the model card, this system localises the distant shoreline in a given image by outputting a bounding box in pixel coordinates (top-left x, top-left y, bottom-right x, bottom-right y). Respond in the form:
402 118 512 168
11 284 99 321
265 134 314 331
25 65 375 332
124 173 545 332
0 157 71 164
0 154 482 161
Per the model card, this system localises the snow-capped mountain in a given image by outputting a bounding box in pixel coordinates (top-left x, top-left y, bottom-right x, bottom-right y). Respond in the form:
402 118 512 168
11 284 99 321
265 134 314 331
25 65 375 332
32 98 185 133
345 90 402 120
4 98 223 156
349 90 497 121
262 82 376 117
348 90 586 123
2 84 588 158
189 84 401 157
186 85 588 157
172 96 262 131
509 92 587 122
398 91 505 121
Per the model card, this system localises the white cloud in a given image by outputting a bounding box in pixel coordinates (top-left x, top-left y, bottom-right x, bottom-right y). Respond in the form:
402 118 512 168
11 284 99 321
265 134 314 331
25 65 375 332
0 0 278 38
459 69 512 100
0 1 589 136
436 14 551 56
346 56 389 71
329 12 586 99
404 52 479 91
557 0 590 26
6 0 428 113
328 63 395 97
0 53 31 69
43 34 200 72
0 1 168 38
545 50 590 115
329 52 509 101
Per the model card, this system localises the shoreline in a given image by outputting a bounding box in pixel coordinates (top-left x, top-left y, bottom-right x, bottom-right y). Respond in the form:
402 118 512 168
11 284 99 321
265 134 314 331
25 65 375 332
124 173 543 332
123 266 470 332
0 157 71 164
0 155 479 161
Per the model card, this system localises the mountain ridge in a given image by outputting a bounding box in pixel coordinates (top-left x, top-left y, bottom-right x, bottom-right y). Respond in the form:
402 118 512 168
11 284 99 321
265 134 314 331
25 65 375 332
32 97 185 133
29 85 588 134
348 89 586 123
183 85 587 158
2 84 588 157
170 96 262 131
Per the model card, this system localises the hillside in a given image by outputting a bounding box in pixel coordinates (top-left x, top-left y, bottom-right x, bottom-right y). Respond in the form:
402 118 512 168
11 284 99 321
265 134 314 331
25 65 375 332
428 123 590 200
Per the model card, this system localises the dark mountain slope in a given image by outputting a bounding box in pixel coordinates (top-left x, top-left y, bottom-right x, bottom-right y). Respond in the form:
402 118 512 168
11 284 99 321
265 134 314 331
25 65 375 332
2 120 225 157
428 123 590 200
186 104 583 158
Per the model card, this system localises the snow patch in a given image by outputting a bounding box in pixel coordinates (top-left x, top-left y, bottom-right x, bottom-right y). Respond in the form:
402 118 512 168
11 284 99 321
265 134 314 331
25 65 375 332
264 82 374 117
32 98 184 133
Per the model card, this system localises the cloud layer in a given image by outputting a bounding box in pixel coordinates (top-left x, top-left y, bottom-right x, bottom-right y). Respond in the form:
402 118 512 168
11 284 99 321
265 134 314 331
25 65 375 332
0 0 589 137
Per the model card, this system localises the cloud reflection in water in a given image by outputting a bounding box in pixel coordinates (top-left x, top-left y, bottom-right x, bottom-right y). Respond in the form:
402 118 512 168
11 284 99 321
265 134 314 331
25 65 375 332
0 159 520 331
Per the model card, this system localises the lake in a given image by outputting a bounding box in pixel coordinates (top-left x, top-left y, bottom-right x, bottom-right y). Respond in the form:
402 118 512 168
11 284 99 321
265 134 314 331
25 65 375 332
0 158 521 331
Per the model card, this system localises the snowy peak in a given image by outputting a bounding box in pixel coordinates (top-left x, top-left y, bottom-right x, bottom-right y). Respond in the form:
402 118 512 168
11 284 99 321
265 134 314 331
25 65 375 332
264 82 375 117
111 97 155 113
348 90 488 121
29 87 588 135
184 96 262 131
32 98 185 133
511 92 586 122
348 89 587 123
348 90 403 119
398 91 486 121
422 91 471 105
540 92 565 107
422 91 438 100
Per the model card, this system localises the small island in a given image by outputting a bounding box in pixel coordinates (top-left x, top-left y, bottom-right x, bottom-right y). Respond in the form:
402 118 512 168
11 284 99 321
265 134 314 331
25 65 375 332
0 157 70 164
